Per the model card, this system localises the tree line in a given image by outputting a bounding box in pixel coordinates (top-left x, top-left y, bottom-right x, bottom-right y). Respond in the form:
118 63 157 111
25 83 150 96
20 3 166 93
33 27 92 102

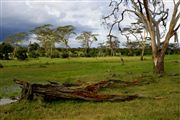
0 41 179 60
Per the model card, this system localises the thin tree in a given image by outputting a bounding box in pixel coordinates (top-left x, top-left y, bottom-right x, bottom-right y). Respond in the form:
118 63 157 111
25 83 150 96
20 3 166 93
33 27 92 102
106 35 120 56
104 0 180 74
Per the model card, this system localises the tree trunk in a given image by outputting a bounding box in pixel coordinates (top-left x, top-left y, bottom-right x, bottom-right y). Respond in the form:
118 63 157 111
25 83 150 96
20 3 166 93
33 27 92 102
86 48 90 57
111 48 114 56
14 79 141 102
50 46 53 58
153 55 164 75
140 47 145 61
13 47 17 59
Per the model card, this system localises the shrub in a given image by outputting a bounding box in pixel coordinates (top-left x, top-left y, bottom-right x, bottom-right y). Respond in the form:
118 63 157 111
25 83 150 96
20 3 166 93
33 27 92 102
51 50 60 58
37 48 46 57
0 53 3 60
88 49 97 57
28 51 40 58
16 47 28 60
28 42 40 51
61 52 69 58
0 42 14 60
0 63 3 68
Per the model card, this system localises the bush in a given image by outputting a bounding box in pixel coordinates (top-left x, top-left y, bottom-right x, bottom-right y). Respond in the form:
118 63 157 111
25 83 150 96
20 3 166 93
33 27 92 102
61 52 69 58
28 42 40 51
16 47 28 60
0 42 14 60
28 51 40 58
88 49 97 57
37 48 46 57
0 53 3 60
46 49 60 58
0 63 3 68
69 51 78 57
51 50 60 58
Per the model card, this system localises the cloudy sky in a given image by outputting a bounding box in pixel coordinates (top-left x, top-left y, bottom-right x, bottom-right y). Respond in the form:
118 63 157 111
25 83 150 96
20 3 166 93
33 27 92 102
0 0 179 47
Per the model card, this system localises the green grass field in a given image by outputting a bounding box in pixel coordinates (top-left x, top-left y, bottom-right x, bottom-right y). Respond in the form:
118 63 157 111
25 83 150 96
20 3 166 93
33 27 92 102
0 55 180 120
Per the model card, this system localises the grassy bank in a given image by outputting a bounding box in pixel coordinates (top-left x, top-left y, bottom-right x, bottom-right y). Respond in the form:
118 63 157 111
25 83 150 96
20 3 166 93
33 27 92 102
0 55 180 120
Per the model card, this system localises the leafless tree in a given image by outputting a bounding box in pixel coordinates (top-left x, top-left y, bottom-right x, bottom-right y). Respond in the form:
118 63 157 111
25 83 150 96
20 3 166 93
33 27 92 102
106 35 120 56
104 0 180 74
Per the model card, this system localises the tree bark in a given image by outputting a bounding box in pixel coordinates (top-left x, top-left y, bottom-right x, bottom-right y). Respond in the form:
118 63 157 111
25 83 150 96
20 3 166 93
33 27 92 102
153 55 164 75
14 79 141 102
140 47 145 61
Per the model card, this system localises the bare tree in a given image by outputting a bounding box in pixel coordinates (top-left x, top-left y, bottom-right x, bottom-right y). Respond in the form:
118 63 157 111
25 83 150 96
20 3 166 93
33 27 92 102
106 35 120 56
104 0 180 74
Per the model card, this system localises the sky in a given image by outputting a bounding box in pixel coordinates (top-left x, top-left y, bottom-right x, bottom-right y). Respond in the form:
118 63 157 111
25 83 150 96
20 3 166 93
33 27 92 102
0 0 179 48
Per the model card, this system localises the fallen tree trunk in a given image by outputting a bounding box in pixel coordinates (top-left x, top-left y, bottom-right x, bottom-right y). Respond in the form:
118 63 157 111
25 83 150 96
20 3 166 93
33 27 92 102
14 79 141 102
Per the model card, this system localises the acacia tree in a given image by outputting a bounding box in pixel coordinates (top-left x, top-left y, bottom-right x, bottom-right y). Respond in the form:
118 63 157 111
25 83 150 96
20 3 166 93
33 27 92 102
104 0 180 74
55 25 76 49
122 22 150 60
76 32 98 56
4 32 28 59
32 24 76 57
31 24 57 58
106 35 120 56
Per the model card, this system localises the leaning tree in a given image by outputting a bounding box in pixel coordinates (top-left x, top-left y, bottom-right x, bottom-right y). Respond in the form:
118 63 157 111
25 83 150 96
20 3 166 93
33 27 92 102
104 0 180 74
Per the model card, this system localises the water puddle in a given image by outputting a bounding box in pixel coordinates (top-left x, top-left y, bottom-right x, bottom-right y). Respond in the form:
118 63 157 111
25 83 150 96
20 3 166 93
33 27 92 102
0 98 18 105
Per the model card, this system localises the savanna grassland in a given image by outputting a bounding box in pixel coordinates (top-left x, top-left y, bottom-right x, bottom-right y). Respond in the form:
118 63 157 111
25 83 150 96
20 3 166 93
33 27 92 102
0 55 180 120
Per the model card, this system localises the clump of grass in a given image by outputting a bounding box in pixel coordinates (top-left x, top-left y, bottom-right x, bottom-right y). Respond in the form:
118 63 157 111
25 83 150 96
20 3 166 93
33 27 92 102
39 65 47 68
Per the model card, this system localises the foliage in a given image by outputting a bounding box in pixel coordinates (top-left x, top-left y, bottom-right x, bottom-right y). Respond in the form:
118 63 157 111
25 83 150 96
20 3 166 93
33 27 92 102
76 32 98 56
61 51 69 58
28 51 40 58
76 32 98 48
0 42 14 60
47 49 60 58
28 42 40 58
28 42 40 51
31 24 55 52
15 47 28 60
37 48 46 57
55 25 76 48
4 32 28 46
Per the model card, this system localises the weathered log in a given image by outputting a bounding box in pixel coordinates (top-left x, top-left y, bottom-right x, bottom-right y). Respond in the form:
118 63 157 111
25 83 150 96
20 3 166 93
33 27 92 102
14 79 140 102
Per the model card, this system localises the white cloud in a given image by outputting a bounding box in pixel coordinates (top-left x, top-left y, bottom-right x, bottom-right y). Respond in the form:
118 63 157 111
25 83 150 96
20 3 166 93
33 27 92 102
1 0 179 47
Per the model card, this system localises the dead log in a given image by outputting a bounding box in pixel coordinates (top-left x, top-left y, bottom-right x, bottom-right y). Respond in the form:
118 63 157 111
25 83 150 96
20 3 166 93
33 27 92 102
14 79 140 102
